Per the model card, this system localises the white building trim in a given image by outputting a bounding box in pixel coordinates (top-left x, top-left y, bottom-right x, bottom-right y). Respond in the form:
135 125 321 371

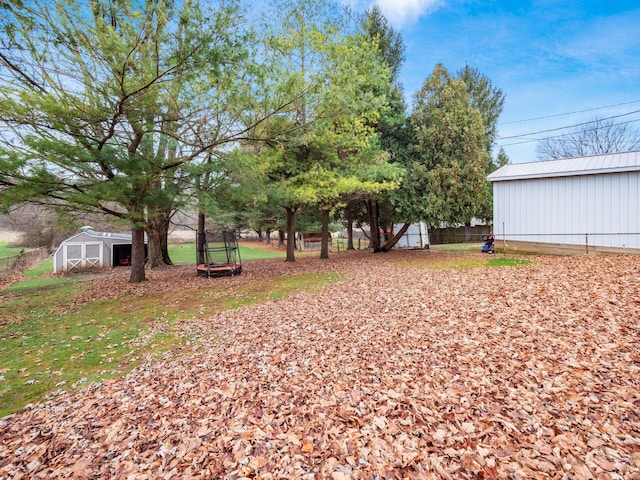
488 151 640 182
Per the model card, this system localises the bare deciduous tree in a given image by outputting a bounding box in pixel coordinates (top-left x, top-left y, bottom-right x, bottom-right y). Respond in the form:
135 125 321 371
536 117 640 160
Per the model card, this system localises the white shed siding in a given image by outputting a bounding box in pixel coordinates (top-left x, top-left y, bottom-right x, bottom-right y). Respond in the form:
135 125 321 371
493 170 640 248
392 222 430 248
53 228 144 273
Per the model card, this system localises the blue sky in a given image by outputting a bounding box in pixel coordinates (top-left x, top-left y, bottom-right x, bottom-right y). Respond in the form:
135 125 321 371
345 0 640 163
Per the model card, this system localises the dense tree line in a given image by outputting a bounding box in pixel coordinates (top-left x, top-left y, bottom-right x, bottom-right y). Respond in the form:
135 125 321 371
0 0 504 282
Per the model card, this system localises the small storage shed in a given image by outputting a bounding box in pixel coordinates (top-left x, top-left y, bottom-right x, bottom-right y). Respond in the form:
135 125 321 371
487 151 640 253
393 221 430 249
53 227 145 273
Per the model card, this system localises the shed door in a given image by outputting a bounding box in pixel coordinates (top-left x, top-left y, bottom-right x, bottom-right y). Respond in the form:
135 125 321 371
63 242 103 272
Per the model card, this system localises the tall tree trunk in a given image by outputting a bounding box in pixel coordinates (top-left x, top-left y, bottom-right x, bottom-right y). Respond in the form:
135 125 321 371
346 213 355 250
381 222 411 252
161 226 171 265
366 200 374 249
266 228 272 245
320 209 330 259
146 211 173 268
130 226 146 283
285 206 298 262
196 210 206 265
366 199 381 251
146 226 164 269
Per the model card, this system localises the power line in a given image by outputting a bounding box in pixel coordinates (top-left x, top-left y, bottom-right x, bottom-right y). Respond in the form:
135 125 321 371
497 118 640 147
497 109 640 141
502 117 640 142
498 99 640 125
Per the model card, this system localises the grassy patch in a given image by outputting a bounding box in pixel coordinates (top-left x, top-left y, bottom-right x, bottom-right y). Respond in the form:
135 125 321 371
0 242 26 259
220 272 341 308
164 243 194 264
0 268 340 417
6 259 86 294
23 258 53 278
0 282 132 416
400 254 531 270
486 257 531 268
132 272 341 319
168 242 288 264
430 243 484 254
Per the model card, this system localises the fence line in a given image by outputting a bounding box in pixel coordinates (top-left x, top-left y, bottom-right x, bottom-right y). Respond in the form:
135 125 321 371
333 232 489 252
494 231 640 255
0 248 49 277
333 237 369 252
1 253 25 277
278 229 640 255
428 226 493 245
332 231 640 255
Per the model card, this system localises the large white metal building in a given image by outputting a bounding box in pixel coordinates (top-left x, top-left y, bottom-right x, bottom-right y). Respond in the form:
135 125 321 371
487 151 640 254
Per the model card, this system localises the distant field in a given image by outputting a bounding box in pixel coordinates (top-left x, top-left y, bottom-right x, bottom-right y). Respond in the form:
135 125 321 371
0 231 21 244
0 242 26 258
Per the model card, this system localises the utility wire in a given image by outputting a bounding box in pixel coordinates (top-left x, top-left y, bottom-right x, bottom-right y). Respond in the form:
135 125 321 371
497 109 640 140
497 118 640 147
498 99 640 125
501 118 640 142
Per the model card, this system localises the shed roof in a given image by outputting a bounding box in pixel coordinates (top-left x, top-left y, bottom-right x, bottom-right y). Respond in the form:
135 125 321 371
52 228 136 258
74 227 133 241
487 150 640 182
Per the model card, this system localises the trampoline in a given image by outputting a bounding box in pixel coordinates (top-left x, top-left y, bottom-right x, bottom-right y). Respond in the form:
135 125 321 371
196 231 242 277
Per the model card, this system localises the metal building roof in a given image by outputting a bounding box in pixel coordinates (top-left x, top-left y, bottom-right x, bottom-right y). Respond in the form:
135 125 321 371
487 150 640 182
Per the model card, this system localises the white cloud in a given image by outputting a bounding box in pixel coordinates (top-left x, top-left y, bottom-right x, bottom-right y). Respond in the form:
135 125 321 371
342 0 442 28
376 0 442 28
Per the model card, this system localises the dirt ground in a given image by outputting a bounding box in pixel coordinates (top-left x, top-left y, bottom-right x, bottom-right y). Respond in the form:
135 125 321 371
1 251 639 479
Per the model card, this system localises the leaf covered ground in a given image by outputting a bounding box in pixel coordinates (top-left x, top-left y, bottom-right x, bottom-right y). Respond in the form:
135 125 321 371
1 251 639 479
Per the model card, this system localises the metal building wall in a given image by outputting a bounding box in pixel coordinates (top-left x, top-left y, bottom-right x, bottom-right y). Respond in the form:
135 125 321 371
493 171 640 248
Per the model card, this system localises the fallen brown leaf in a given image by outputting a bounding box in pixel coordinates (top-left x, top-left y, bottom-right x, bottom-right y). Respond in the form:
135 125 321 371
1 252 639 479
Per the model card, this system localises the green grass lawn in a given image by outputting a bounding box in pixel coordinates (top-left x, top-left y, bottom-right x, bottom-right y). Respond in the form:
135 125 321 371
1 242 530 417
168 242 288 264
0 281 158 416
6 258 89 294
400 256 531 270
0 258 340 417
0 242 27 259
430 242 485 254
